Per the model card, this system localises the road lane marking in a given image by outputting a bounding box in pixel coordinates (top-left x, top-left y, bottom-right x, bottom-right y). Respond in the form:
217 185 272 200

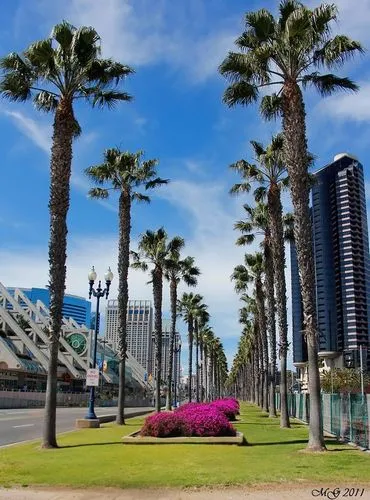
12 424 35 428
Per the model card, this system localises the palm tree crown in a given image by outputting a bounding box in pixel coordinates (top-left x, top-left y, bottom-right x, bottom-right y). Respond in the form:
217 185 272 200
219 1 362 114
0 21 133 119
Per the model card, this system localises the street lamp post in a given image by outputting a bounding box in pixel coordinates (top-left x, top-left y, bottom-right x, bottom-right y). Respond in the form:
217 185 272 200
85 266 113 420
173 339 182 408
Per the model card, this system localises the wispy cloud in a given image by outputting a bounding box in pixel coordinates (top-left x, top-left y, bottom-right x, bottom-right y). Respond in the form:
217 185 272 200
318 82 370 123
17 0 237 84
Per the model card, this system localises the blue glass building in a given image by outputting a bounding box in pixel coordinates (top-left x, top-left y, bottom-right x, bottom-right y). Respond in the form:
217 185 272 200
7 287 91 326
291 153 370 370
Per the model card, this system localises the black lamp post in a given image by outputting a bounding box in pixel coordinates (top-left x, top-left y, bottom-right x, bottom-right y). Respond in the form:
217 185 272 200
85 266 113 420
173 339 182 408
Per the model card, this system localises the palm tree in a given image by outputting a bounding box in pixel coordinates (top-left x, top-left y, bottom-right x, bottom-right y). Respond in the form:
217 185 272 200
234 201 278 419
232 253 269 412
0 22 133 448
85 149 167 424
194 304 209 402
200 325 214 401
178 292 203 402
163 254 200 410
131 228 183 412
219 1 362 450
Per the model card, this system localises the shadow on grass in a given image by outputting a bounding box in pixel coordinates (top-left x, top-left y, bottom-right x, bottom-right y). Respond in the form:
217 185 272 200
59 441 123 449
248 439 308 446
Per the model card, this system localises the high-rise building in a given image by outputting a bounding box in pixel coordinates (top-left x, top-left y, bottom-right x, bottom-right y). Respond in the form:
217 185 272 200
149 319 181 383
291 153 370 376
105 300 153 371
6 287 91 326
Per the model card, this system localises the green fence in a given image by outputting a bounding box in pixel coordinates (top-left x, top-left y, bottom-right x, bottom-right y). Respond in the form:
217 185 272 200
276 393 369 449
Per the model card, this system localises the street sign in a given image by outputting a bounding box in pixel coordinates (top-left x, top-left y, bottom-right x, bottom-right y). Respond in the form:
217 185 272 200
86 368 99 387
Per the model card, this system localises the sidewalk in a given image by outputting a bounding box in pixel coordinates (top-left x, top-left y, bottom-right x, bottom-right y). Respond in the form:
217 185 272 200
1 485 370 500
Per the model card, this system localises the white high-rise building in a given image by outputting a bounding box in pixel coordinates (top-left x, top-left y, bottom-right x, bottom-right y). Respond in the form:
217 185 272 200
105 300 153 371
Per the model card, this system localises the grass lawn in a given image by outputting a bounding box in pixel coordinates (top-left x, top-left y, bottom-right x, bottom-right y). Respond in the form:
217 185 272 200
0 403 369 488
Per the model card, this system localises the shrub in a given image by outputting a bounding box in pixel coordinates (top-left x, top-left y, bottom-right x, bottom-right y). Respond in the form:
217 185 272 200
182 406 236 437
141 401 237 438
210 399 240 421
140 412 191 438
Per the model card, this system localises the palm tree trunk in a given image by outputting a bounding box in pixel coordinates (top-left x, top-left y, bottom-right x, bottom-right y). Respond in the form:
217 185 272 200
282 82 324 451
117 191 131 425
268 184 290 427
254 328 260 405
166 278 177 410
256 278 269 413
43 99 74 449
194 320 199 402
264 232 277 418
200 337 205 401
153 266 163 413
203 344 208 401
187 316 193 402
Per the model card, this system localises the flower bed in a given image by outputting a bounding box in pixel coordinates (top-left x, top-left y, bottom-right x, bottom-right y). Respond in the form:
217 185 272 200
140 398 239 438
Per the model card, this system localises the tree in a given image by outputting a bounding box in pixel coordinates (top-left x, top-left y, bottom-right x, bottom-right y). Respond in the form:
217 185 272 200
85 149 167 424
131 228 183 412
164 253 200 410
219 1 362 450
231 135 290 425
0 21 133 448
193 304 209 402
231 253 269 412
178 292 203 402
234 202 278 419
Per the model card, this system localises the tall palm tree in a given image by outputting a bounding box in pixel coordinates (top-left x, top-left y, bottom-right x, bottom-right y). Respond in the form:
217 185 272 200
232 253 269 412
0 22 133 448
234 201 278 419
200 325 214 402
85 149 167 424
193 304 209 402
220 1 362 450
131 228 183 412
163 254 200 410
178 292 203 402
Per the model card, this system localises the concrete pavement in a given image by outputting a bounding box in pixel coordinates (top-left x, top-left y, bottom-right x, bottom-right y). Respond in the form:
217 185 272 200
0 406 153 446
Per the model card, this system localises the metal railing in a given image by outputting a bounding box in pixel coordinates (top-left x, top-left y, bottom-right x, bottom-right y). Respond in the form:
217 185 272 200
276 393 370 449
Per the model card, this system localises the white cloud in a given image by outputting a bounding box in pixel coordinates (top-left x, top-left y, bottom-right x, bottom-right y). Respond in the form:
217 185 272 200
318 82 370 123
18 0 236 84
3 110 51 154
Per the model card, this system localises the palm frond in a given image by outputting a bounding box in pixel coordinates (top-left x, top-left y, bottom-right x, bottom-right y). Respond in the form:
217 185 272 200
245 9 276 41
91 90 133 108
51 21 75 50
229 182 251 196
33 91 59 112
132 193 150 203
260 94 282 121
313 35 364 68
254 186 267 202
145 177 169 190
88 187 109 199
223 81 259 107
301 72 359 96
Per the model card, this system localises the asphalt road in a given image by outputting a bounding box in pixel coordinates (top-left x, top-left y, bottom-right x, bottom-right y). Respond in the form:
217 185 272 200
0 406 153 446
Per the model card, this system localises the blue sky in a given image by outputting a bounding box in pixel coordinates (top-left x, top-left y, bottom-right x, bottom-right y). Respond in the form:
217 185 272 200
1 0 370 373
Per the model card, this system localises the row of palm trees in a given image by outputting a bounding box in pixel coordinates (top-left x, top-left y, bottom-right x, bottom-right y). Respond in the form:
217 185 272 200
0 21 228 448
219 0 363 451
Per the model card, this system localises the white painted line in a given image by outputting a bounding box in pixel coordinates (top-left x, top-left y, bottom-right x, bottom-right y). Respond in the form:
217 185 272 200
12 424 35 428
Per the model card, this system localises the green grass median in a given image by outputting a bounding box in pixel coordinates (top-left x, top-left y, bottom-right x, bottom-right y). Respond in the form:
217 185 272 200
0 403 369 488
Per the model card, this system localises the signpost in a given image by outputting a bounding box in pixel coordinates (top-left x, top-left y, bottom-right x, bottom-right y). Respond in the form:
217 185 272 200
86 368 99 387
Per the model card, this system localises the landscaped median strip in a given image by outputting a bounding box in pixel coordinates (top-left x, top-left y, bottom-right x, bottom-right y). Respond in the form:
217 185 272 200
0 403 369 489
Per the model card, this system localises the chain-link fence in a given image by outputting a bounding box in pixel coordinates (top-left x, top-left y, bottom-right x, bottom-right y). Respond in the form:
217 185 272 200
276 393 369 449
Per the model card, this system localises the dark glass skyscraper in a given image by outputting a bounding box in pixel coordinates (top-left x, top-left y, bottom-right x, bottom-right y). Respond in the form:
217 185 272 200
291 153 370 370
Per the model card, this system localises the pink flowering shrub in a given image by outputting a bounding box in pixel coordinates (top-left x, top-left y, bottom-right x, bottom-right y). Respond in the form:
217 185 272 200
140 411 191 437
210 398 240 421
140 399 238 438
